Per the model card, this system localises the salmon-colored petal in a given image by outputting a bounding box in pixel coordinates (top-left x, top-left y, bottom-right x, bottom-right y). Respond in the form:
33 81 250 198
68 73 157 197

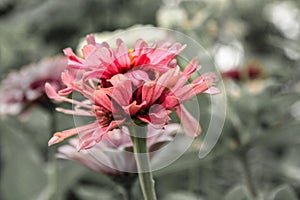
111 79 132 107
124 70 150 86
45 83 63 101
86 34 96 45
63 48 84 63
115 39 130 67
122 100 147 115
93 88 112 111
176 105 201 138
48 122 99 146
82 44 97 59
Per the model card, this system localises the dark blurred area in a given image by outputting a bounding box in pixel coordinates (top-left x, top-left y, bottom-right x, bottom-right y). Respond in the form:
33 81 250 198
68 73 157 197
0 0 160 74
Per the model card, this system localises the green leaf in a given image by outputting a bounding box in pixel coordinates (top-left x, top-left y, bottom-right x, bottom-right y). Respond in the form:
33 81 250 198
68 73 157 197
0 120 47 200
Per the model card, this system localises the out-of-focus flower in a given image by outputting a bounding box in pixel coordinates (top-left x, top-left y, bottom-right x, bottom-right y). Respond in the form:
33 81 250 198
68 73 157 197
214 41 244 72
46 35 219 149
222 19 248 39
264 1 300 40
0 56 67 116
221 61 266 97
156 0 188 28
221 61 265 81
57 124 180 175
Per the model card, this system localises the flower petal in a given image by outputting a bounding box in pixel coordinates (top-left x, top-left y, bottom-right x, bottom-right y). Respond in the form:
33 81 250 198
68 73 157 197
111 78 132 107
45 83 63 101
93 88 113 111
122 100 147 115
176 105 201 138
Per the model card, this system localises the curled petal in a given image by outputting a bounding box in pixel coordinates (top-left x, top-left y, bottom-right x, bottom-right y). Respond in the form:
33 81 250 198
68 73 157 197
86 34 96 45
63 48 84 64
171 58 201 92
115 39 130 67
175 72 219 102
142 81 156 106
58 87 73 96
108 74 125 86
48 130 77 146
133 39 148 54
93 88 112 111
82 44 97 59
56 107 93 116
45 83 63 101
48 122 99 146
204 86 221 94
124 70 150 86
111 79 132 107
162 95 179 109
183 58 200 77
194 72 218 86
176 105 201 138
157 66 180 89
122 100 147 115
61 71 75 87
79 131 100 150
139 105 171 128
82 69 105 81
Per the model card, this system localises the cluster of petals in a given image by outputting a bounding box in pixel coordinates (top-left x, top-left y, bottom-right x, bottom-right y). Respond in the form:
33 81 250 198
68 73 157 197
57 124 179 175
0 56 67 116
46 35 219 149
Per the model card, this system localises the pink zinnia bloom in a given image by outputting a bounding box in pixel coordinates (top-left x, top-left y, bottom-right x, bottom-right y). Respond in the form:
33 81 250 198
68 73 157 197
221 61 264 81
0 56 67 116
57 124 179 175
46 35 219 149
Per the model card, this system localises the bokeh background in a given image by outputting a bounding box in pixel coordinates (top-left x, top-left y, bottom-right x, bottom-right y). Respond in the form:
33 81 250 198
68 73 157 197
1 0 300 199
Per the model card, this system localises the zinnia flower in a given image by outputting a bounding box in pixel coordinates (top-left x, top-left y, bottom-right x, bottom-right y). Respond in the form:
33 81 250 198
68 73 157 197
221 61 264 81
0 56 67 116
76 24 168 57
46 35 219 149
57 124 179 175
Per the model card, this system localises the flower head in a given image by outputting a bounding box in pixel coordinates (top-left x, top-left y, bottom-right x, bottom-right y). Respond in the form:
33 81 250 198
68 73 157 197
46 35 219 149
221 61 264 81
0 56 67 116
57 124 179 175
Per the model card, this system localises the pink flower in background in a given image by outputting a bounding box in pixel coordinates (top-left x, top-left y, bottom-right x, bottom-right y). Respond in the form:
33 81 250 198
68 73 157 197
221 61 264 81
57 124 179 175
0 56 67 116
46 35 219 149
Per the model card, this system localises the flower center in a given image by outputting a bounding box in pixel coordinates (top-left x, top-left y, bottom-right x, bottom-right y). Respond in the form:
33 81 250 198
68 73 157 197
129 49 138 67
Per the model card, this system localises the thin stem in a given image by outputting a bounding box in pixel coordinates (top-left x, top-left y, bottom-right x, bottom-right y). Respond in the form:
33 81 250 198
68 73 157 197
122 179 134 200
50 109 57 135
124 187 133 200
228 106 258 198
238 152 257 199
116 184 129 200
48 109 58 200
112 173 137 200
129 126 157 200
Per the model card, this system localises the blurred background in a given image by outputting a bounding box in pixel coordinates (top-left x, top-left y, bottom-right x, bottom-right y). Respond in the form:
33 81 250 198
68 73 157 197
1 0 300 199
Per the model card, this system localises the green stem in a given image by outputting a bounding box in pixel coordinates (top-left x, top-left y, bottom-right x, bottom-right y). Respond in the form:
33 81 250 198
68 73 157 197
48 110 58 200
129 126 157 200
238 152 257 199
112 173 136 200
